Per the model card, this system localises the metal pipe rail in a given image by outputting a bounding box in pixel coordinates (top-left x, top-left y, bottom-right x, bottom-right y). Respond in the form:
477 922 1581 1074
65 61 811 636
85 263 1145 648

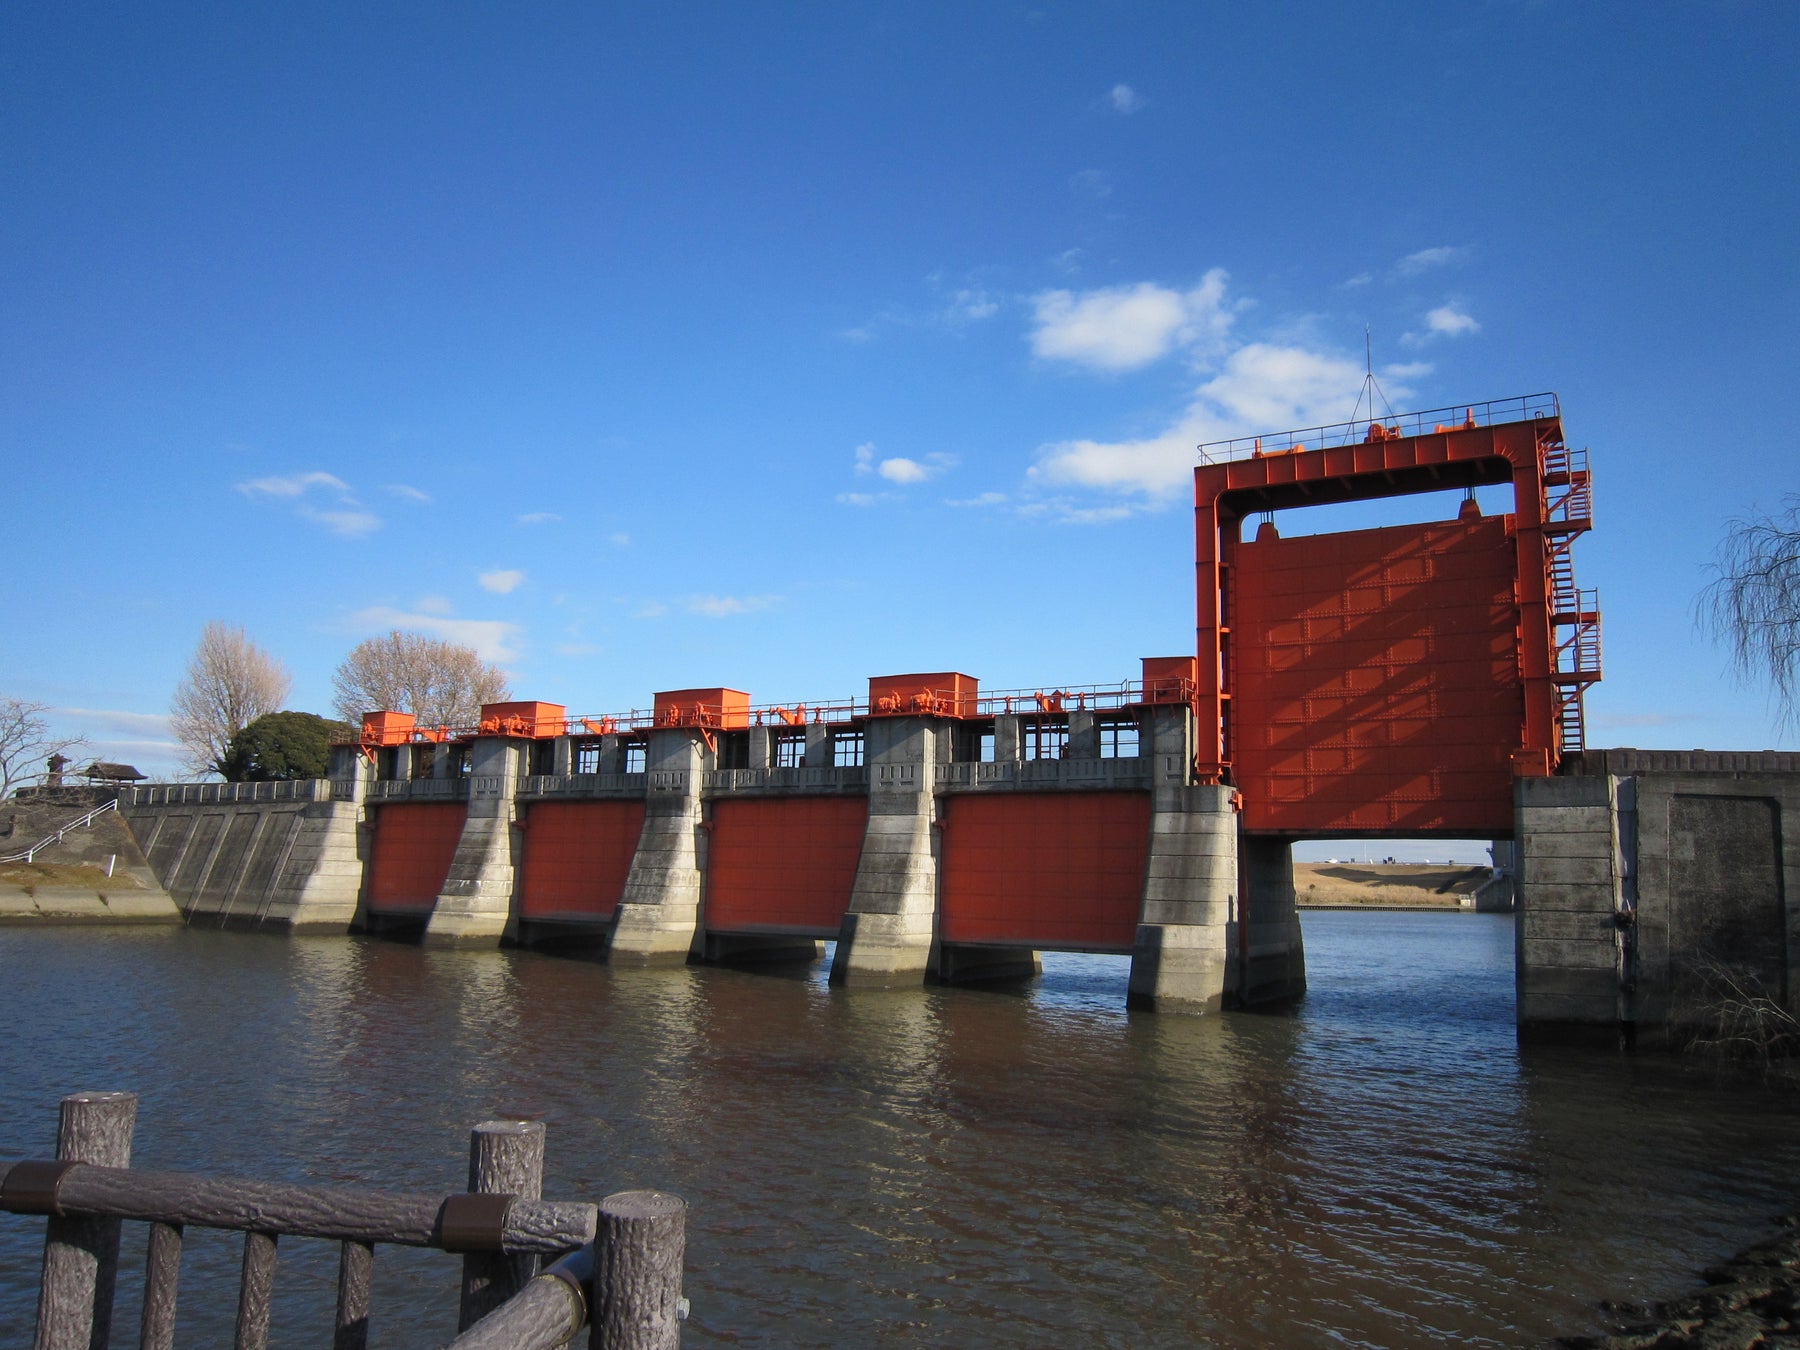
0 797 118 865
1196 392 1561 463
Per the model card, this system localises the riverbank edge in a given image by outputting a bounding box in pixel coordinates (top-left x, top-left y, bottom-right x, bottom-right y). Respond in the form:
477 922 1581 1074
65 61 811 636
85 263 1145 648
1560 1215 1800 1349
0 886 183 925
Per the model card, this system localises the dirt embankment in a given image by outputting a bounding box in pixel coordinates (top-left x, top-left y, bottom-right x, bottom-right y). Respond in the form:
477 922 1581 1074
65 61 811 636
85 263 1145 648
1294 862 1492 909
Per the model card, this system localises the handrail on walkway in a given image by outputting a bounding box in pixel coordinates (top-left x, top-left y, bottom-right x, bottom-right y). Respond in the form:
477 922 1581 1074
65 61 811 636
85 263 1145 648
0 798 118 866
0 1091 687 1349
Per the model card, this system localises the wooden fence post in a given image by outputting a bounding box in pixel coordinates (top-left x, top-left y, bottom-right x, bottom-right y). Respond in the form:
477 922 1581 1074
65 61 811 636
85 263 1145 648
457 1119 546 1331
592 1190 685 1350
35 1089 137 1350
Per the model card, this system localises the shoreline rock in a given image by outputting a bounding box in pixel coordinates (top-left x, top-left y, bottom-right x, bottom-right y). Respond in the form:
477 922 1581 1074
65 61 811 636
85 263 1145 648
1561 1216 1800 1349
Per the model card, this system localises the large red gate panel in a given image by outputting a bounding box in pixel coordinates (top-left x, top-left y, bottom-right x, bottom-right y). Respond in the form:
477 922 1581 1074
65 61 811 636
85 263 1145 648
1231 514 1520 835
518 800 647 921
939 793 1150 951
705 797 868 934
367 802 467 914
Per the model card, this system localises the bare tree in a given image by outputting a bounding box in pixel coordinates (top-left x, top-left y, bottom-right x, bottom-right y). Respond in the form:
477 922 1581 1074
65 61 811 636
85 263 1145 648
331 630 511 728
170 622 293 777
1701 495 1800 728
0 698 87 797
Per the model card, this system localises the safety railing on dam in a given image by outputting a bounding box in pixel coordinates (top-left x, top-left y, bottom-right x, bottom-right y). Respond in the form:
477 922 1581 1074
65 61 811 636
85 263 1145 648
518 772 651 798
0 1091 687 1350
367 777 472 801
703 766 870 793
934 757 1152 791
125 780 334 807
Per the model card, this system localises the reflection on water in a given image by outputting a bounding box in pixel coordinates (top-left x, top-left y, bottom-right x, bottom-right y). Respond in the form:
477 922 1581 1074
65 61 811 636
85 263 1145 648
1 914 1797 1347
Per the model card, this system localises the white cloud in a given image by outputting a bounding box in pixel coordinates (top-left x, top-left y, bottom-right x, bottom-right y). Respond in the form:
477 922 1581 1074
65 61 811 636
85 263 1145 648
236 471 349 498
1030 341 1418 504
1383 360 1434 380
516 511 562 526
1394 246 1467 277
1030 271 1233 372
238 469 381 536
350 605 521 663
635 602 669 620
687 594 779 618
479 569 526 595
1068 168 1112 200
877 453 956 485
1109 83 1145 114
853 443 877 475
608 532 630 547
385 484 432 504
58 708 172 737
836 492 883 507
947 492 1008 508
299 506 381 537
1425 305 1479 336
941 288 999 325
1340 272 1373 289
415 595 454 616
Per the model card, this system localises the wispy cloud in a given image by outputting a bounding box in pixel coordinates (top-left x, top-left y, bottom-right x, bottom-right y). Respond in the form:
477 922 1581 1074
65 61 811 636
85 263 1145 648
237 470 381 536
516 511 562 526
299 506 381 537
1108 83 1145 114
608 532 630 547
349 605 520 663
479 569 526 595
1402 305 1481 345
686 594 780 618
1031 270 1233 372
1393 245 1467 277
385 484 432 504
1068 168 1112 201
836 491 891 507
237 471 349 498
947 492 1008 508
58 708 173 737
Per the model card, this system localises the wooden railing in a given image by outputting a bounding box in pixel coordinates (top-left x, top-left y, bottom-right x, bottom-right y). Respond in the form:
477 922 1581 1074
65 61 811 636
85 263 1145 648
0 1091 686 1348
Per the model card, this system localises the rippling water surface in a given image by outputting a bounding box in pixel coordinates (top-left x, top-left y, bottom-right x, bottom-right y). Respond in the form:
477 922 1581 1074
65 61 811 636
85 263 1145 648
2 913 1798 1347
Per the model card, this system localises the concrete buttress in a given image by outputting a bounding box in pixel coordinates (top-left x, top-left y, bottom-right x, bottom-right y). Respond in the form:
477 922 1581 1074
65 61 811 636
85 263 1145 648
608 728 708 965
423 736 524 947
831 716 941 988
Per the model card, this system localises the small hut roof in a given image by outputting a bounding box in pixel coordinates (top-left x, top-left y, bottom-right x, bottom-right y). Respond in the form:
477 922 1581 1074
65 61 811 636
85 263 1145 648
82 762 147 782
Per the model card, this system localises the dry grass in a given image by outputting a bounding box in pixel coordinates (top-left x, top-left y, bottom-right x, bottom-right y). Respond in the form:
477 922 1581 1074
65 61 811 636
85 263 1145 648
1295 863 1489 908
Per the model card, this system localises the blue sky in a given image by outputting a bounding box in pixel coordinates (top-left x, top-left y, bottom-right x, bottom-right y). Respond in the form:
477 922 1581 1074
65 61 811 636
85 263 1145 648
5 2 1797 821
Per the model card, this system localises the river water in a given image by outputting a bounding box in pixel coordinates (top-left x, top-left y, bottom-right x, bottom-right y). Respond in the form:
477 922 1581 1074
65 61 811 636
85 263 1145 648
1 913 1797 1347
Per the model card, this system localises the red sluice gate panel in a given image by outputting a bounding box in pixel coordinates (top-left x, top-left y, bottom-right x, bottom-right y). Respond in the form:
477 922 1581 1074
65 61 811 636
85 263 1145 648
705 797 869 934
519 800 647 921
940 793 1150 951
366 802 467 913
1231 515 1521 835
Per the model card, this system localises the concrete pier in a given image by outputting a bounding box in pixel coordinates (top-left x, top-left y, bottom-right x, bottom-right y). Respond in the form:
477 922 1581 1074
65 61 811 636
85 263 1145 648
423 735 524 947
609 728 708 967
1129 705 1239 1013
1236 835 1308 1006
831 716 942 989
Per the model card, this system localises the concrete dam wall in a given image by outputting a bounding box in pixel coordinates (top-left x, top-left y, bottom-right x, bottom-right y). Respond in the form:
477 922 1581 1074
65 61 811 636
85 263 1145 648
120 703 1303 1015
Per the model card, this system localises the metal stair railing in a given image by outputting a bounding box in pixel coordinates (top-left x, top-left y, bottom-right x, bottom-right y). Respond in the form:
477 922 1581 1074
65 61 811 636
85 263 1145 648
0 798 118 866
